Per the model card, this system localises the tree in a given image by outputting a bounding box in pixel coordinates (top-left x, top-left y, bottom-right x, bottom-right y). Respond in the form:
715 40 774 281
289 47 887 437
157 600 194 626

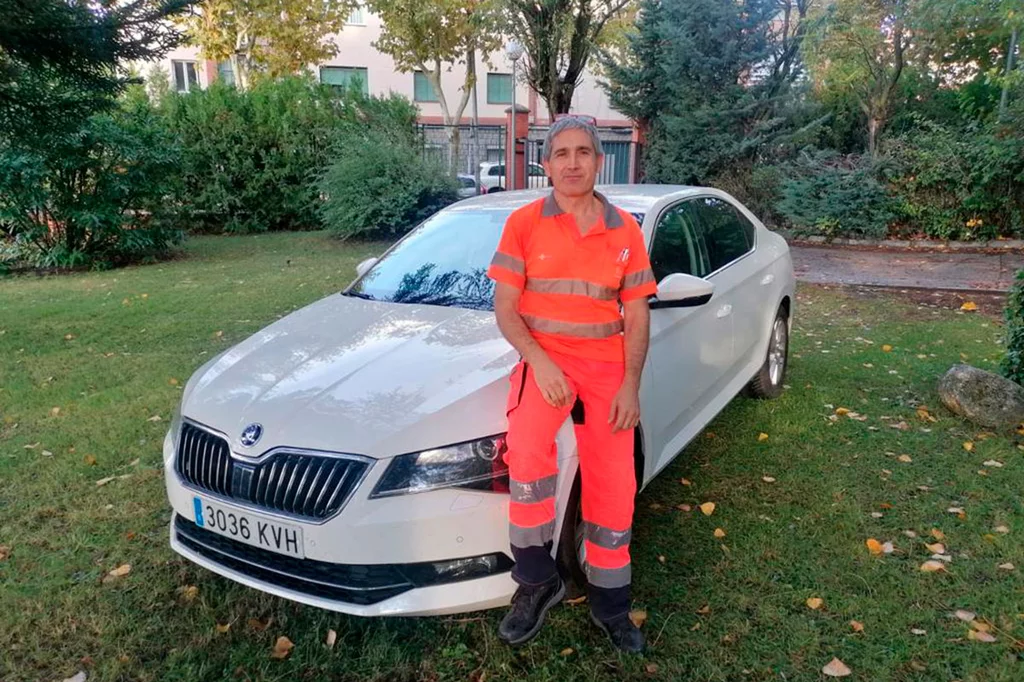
368 0 502 164
0 0 189 143
503 0 632 119
184 0 357 90
602 0 812 183
804 0 921 158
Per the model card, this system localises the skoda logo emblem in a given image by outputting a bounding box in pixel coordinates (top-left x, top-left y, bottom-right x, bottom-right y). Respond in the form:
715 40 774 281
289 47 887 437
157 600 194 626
240 423 263 447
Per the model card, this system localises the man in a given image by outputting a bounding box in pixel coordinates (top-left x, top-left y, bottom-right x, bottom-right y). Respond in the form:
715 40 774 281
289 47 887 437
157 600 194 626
486 117 658 653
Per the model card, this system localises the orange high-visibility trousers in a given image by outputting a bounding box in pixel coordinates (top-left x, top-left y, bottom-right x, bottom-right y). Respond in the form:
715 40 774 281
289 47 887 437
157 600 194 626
504 349 636 621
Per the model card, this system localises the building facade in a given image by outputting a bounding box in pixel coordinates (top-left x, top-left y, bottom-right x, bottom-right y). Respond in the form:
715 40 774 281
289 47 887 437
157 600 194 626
153 6 631 127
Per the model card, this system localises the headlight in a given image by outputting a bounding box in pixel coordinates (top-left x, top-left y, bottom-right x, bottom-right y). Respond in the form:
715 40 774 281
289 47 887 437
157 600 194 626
369 434 509 498
164 403 182 464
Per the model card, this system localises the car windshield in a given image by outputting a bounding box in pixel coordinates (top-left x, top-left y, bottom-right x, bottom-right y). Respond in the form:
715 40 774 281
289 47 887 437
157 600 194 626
345 208 511 311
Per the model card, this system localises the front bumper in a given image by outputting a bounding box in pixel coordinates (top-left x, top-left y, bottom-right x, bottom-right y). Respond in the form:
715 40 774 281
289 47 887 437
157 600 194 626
163 419 580 616
169 513 515 616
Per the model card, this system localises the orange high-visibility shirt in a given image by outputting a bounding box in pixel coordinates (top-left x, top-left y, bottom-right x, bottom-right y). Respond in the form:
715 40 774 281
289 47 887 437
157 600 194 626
487 191 658 363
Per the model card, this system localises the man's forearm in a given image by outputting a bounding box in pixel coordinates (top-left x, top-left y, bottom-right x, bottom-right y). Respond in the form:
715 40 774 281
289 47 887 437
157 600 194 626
496 308 550 367
622 301 650 386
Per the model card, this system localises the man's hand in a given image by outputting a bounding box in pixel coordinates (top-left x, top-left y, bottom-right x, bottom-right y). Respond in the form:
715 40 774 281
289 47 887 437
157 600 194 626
531 356 574 408
608 379 640 432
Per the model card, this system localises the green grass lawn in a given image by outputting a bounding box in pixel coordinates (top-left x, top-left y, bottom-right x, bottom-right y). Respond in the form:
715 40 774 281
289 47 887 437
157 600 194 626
2 233 1022 682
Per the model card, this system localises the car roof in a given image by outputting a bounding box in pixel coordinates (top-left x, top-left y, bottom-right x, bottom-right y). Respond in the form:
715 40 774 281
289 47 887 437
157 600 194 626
449 184 701 215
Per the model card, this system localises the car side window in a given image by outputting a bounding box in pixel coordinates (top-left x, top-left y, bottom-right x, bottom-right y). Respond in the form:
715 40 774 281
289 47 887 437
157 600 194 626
488 166 503 177
649 202 707 283
690 197 753 272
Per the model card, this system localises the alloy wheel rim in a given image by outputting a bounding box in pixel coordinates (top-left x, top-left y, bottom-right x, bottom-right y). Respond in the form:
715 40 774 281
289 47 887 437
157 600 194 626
768 318 787 386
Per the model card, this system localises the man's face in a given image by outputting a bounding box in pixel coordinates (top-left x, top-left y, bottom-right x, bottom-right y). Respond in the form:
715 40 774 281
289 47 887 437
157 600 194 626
541 128 603 197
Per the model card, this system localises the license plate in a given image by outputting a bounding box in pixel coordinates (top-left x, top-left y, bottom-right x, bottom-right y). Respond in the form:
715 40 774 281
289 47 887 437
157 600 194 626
193 496 304 559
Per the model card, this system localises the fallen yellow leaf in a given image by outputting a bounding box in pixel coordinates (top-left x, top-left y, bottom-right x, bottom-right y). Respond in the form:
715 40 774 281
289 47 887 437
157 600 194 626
215 622 231 634
700 502 716 516
83 455 97 466
967 629 996 643
865 538 883 555
963 441 974 452
971 620 992 632
898 454 913 463
326 629 337 649
882 344 893 352
680 478 692 486
0 545 10 561
714 528 726 539
560 647 574 656
762 475 776 483
835 407 850 416
806 597 824 610
676 503 692 512
954 610 976 622
658 555 666 564
998 562 1016 571
920 560 946 573
961 301 978 311
270 635 294 660
566 595 587 605
178 585 199 602
758 432 769 442
169 378 179 386
849 620 865 633
696 604 711 615
629 609 648 628
930 528 946 541
50 406 61 417
102 563 131 583
925 543 945 554
822 657 852 677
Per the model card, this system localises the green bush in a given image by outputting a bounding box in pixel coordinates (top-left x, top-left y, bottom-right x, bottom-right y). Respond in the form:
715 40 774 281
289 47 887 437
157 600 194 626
0 98 182 270
775 152 894 239
709 162 787 227
882 116 1024 241
1001 268 1024 386
161 77 419 234
318 128 458 240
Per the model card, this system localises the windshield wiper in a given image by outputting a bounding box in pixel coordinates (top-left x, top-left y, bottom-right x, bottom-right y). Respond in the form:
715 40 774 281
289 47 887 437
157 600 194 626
342 290 375 300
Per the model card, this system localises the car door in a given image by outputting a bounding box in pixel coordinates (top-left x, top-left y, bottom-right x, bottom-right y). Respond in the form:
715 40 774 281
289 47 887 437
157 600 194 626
641 200 734 478
689 196 762 374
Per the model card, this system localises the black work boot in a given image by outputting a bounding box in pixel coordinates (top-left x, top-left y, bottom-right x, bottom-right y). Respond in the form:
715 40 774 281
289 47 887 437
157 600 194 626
590 612 646 653
497 576 565 646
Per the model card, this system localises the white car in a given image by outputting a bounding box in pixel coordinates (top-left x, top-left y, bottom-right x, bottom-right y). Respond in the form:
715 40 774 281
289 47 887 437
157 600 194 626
163 185 795 617
479 161 549 192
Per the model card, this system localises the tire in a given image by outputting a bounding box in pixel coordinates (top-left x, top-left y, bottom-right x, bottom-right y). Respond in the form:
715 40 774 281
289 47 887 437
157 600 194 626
745 306 789 399
489 186 505 193
555 474 588 599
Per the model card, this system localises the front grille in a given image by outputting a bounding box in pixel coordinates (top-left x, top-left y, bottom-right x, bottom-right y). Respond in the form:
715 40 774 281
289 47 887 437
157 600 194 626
175 422 370 521
174 516 412 605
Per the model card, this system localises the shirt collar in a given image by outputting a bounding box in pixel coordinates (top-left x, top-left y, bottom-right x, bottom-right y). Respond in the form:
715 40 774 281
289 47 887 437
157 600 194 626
540 190 625 229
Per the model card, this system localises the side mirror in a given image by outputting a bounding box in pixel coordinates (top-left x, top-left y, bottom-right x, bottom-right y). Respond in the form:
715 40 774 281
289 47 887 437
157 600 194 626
650 273 714 309
356 257 378 278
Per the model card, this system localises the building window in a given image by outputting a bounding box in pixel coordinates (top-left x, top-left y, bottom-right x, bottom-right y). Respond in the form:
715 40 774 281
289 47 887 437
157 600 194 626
216 60 234 87
172 60 199 93
346 5 365 25
413 72 438 102
320 66 369 94
487 73 513 105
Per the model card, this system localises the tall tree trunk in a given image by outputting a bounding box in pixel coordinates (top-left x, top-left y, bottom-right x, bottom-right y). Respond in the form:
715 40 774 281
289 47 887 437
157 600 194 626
1000 27 1019 122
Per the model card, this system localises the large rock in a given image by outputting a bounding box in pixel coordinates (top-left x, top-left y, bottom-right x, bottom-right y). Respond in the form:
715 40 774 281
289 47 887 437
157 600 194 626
938 364 1024 430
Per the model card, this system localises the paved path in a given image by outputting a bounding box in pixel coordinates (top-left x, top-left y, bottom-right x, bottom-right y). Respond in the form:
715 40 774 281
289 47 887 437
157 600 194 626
790 245 1024 292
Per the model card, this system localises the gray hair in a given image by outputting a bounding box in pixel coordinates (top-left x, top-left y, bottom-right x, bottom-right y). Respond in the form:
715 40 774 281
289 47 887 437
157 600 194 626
541 117 604 162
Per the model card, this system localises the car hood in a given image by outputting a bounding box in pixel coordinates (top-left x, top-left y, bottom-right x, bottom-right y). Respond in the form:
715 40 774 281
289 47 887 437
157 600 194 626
182 295 518 459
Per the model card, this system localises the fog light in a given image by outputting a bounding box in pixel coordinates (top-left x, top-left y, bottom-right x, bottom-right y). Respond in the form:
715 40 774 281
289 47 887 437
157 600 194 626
400 552 514 587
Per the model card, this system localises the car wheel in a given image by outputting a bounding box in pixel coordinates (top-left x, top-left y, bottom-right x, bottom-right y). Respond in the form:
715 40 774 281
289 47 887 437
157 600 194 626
555 474 587 598
490 186 504 193
745 306 789 399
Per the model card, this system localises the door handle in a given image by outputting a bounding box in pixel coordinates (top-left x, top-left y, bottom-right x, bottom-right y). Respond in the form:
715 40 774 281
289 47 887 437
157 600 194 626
760 274 775 286
716 304 732 318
